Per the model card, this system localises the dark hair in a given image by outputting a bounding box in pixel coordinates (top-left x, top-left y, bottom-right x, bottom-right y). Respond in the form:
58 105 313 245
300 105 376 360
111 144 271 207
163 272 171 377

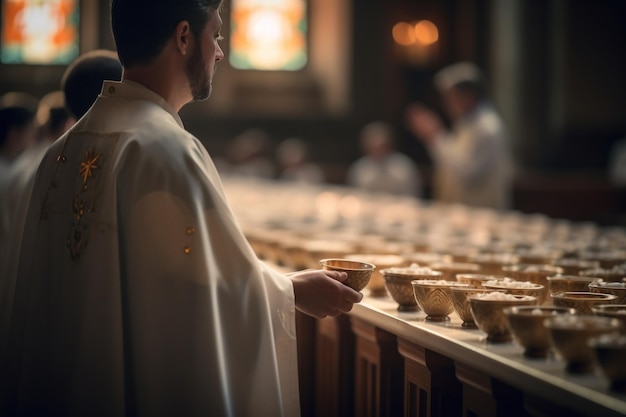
0 93 37 149
62 49 123 118
110 0 222 68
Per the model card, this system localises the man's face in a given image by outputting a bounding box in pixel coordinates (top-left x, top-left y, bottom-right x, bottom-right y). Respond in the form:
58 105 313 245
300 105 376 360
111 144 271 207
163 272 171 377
186 9 225 101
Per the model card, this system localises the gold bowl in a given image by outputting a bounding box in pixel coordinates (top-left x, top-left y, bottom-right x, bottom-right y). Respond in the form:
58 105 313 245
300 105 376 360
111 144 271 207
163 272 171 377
588 281 626 305
381 268 441 312
456 274 505 289
411 280 468 322
427 262 481 281
346 254 405 297
450 287 504 328
579 267 626 283
552 259 600 276
589 333 626 392
469 253 520 275
501 264 564 291
592 304 626 334
546 275 601 298
319 258 375 292
469 293 537 343
544 315 621 374
503 306 576 358
551 291 618 314
483 279 545 305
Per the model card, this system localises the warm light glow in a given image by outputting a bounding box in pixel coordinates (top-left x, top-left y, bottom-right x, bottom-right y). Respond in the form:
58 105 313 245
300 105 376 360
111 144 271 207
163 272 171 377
392 22 415 46
230 0 307 71
414 20 438 46
1 0 79 64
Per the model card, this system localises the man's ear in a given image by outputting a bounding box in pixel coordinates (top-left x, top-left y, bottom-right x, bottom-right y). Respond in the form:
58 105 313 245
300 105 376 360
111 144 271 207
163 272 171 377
174 21 192 56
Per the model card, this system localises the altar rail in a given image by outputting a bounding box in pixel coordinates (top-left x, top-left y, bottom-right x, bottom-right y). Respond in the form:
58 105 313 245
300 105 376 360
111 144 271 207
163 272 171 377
297 295 626 417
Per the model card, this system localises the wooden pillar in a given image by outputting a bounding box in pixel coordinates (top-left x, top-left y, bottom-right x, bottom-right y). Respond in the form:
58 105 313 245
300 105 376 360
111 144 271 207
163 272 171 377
315 314 355 417
455 362 529 417
351 317 404 417
397 338 461 417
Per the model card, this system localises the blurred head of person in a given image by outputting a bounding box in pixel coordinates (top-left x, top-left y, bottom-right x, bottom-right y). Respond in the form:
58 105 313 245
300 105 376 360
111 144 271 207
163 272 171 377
36 91 75 142
0 92 38 161
359 121 395 161
434 62 487 121
61 49 123 119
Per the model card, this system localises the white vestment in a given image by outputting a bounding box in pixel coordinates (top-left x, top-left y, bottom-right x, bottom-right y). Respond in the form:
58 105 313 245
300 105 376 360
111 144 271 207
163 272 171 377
2 80 300 417
429 102 513 210
347 152 421 197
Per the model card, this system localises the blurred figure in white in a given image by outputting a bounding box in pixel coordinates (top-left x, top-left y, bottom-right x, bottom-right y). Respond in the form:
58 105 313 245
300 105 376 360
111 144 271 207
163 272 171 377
347 121 421 196
276 137 324 183
406 62 512 209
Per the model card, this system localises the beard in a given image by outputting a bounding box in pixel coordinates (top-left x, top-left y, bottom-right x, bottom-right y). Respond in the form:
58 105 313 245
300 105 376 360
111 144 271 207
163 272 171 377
185 44 212 101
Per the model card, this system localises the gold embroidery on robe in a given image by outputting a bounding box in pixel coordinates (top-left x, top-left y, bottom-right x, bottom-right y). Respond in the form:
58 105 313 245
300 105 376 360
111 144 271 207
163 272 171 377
67 148 100 261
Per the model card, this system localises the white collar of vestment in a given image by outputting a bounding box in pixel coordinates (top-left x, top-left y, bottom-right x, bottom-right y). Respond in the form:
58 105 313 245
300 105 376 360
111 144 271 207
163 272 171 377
101 80 184 129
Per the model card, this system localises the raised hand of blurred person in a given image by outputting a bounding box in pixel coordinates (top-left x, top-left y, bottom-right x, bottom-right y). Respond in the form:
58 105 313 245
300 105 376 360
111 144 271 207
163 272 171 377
405 103 445 145
290 269 364 318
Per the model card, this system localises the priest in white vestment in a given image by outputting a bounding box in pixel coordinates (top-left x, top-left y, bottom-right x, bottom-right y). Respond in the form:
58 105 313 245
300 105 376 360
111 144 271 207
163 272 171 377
1 1 362 416
406 62 513 210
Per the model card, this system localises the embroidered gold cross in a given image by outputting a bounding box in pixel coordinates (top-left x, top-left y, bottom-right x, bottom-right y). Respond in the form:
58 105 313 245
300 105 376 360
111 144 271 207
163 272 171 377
79 150 100 184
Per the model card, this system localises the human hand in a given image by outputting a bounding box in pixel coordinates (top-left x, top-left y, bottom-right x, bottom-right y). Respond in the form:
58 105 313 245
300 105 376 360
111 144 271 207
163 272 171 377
290 269 364 319
405 103 445 144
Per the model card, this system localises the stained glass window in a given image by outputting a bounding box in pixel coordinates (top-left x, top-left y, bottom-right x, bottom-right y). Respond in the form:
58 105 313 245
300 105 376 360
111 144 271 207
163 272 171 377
1 0 79 64
230 0 307 71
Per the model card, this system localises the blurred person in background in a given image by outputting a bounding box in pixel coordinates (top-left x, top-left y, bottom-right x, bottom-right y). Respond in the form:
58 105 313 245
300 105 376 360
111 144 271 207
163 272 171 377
347 120 421 196
276 136 324 183
406 62 512 209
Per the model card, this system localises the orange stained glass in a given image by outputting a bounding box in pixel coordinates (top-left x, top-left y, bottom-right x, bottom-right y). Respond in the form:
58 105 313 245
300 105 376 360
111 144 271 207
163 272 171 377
230 0 307 71
1 0 79 64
